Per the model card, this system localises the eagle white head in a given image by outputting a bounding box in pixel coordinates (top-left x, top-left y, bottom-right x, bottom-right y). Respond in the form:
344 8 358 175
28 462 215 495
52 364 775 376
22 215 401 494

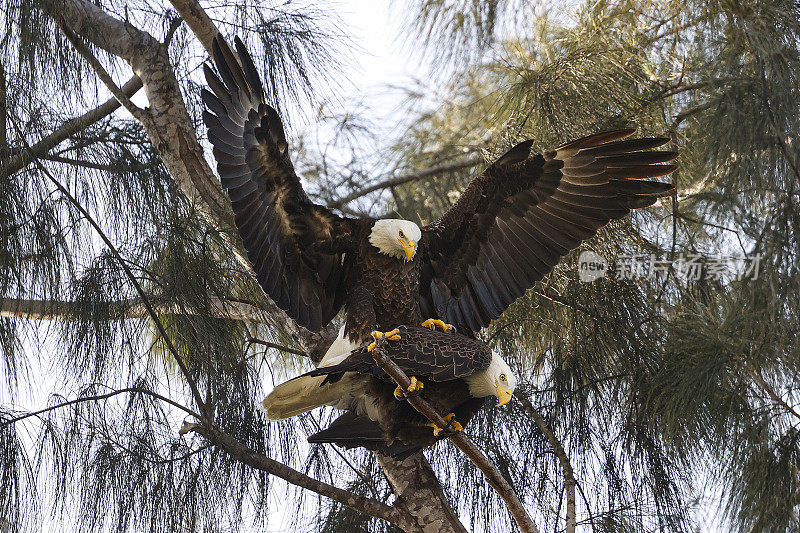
465 352 517 407
369 219 422 262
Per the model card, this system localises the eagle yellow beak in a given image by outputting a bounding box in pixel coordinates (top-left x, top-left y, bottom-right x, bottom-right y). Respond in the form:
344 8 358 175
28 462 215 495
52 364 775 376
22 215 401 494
399 238 417 261
496 382 513 407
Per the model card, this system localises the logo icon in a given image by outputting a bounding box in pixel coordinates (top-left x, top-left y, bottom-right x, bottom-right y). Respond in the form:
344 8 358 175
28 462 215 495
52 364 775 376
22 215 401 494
577 250 608 282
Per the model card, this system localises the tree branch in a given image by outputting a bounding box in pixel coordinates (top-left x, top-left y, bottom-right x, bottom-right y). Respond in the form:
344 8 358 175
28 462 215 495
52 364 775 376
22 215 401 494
0 296 274 324
57 19 147 121
1 387 201 428
375 453 469 533
370 336 539 533
515 393 577 533
183 422 418 531
0 76 142 178
245 338 307 357
326 154 482 209
167 0 219 55
51 0 231 225
742 360 800 423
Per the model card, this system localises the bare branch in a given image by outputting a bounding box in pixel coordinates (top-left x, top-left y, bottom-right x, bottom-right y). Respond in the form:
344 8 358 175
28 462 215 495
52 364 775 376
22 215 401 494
1 387 202 428
326 154 482 209
57 19 147 121
51 0 231 224
370 336 540 533
516 393 577 533
167 0 219 55
0 296 273 323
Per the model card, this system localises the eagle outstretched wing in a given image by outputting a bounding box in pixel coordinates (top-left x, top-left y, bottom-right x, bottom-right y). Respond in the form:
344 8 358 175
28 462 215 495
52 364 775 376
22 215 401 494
202 36 350 331
305 326 492 383
418 130 677 334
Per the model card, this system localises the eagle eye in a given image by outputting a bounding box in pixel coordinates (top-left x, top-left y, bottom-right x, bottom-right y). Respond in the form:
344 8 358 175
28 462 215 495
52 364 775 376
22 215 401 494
399 230 405 239
500 373 507 382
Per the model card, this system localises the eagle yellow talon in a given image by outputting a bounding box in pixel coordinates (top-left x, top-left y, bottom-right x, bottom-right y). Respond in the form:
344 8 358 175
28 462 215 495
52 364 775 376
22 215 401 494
426 421 444 436
421 318 455 333
394 376 424 400
367 329 402 351
426 413 463 435
443 413 463 432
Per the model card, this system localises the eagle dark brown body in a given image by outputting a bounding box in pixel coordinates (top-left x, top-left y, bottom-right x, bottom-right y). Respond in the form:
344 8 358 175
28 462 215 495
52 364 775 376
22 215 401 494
343 221 422 342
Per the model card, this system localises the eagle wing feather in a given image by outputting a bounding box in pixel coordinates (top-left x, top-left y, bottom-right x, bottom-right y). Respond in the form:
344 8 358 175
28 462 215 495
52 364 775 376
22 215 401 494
418 129 677 333
305 326 492 384
203 36 351 331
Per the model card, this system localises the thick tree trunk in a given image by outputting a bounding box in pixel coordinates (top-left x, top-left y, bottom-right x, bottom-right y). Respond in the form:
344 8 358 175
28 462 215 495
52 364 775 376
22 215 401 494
378 454 468 533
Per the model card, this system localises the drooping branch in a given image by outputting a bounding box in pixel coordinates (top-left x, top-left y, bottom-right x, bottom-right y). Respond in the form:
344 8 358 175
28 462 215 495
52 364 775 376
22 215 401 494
326 154 482 209
182 422 419 531
13 123 208 416
0 296 272 323
1 387 202 428
516 393 577 533
370 336 540 533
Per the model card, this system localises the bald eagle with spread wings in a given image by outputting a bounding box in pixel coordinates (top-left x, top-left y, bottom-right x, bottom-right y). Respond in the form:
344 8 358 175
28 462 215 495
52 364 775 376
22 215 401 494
202 36 677 363
202 36 676 452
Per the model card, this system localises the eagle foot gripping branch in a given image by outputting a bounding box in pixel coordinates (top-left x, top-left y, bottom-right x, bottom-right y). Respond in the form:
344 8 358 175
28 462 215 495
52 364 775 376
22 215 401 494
427 413 463 436
367 328 401 351
421 318 455 333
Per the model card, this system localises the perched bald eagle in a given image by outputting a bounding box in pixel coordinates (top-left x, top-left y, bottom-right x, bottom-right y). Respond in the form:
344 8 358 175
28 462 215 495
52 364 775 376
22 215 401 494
263 325 516 458
202 37 677 367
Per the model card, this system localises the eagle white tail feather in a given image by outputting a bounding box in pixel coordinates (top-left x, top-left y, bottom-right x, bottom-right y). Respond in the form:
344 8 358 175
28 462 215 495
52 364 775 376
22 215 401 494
262 375 342 420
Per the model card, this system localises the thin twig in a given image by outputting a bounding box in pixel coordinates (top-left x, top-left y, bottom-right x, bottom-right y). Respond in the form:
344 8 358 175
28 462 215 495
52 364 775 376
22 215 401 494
245 338 308 357
1 387 201 428
370 336 539 533
326 154 482 209
515 393 577 533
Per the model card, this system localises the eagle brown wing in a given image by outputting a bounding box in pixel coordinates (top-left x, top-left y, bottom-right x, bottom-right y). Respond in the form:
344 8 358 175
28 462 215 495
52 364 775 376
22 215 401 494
417 129 677 334
305 326 492 383
203 36 351 331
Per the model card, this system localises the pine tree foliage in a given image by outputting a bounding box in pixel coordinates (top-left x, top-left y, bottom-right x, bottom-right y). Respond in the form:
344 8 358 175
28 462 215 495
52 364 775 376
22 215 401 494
1 0 799 532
